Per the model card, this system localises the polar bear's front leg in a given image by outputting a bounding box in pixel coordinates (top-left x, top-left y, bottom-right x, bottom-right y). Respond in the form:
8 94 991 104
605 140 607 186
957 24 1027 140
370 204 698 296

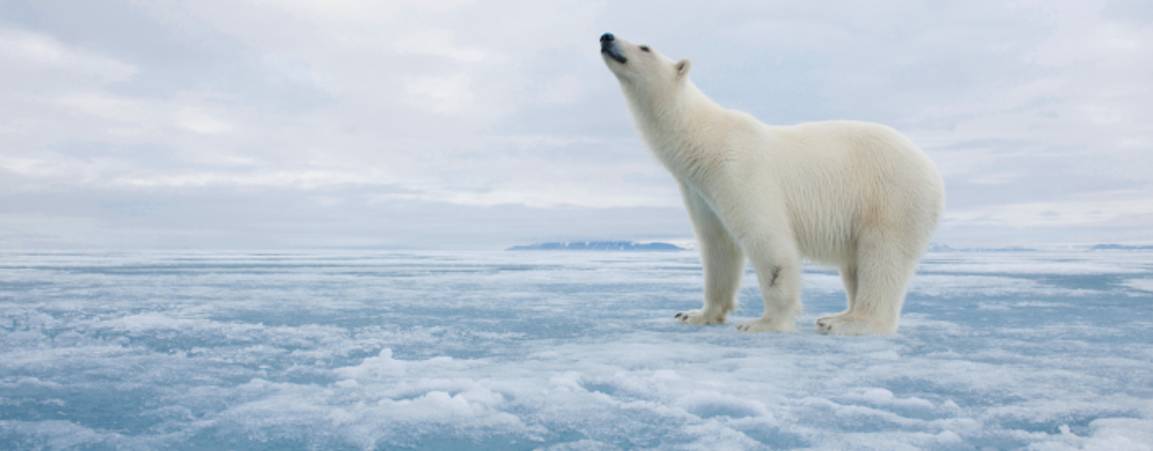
676 184 744 325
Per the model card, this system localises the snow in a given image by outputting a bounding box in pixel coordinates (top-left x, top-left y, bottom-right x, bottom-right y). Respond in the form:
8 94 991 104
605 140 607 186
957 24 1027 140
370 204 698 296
1 249 1152 450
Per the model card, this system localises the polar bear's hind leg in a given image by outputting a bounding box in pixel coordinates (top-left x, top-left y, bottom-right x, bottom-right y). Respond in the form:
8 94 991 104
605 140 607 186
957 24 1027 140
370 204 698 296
817 241 919 335
840 263 858 310
813 263 860 331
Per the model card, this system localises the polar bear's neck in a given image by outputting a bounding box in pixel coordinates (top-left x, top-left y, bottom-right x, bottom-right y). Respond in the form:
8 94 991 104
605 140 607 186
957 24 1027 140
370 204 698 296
623 81 727 179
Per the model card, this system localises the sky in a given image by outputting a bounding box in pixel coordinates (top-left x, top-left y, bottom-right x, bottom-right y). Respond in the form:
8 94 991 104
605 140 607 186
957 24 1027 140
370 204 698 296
1 0 1151 249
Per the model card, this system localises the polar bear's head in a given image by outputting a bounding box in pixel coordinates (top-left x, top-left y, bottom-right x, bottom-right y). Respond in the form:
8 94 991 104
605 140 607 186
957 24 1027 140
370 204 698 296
600 33 691 100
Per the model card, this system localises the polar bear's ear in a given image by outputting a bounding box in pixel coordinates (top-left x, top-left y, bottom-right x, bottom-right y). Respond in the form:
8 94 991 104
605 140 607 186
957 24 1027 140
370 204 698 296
675 59 691 78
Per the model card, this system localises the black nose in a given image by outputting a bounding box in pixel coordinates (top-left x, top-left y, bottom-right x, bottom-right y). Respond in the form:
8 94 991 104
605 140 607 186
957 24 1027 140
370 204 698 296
600 33 614 43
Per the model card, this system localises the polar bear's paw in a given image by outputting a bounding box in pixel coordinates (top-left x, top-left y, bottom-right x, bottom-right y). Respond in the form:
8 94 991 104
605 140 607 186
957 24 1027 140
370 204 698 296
674 309 725 325
735 318 795 333
816 314 894 336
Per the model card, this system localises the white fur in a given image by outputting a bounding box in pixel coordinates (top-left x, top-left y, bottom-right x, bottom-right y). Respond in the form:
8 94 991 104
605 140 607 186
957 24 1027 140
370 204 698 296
602 36 944 335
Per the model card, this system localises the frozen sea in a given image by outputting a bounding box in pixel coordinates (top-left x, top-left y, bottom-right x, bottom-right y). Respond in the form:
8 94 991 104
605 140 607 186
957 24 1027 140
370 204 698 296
1 249 1152 450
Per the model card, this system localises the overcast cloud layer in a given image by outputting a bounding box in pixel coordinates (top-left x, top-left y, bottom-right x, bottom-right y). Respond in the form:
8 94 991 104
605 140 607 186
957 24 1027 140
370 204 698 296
1 0 1151 249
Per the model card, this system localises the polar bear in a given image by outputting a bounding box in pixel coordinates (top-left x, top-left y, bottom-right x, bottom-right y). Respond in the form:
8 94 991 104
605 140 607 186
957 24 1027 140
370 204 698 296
599 33 944 335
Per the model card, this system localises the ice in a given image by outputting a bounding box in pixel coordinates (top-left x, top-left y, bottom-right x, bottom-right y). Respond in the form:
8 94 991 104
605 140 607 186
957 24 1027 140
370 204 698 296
1 249 1152 449
1126 279 1153 294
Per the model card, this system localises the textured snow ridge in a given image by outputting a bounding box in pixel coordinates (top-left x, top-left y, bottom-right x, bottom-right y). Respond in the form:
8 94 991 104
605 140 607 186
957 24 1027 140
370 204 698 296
1 250 1152 450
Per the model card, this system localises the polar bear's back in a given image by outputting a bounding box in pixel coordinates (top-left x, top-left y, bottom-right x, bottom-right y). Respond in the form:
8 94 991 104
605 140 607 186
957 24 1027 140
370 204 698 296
767 121 943 264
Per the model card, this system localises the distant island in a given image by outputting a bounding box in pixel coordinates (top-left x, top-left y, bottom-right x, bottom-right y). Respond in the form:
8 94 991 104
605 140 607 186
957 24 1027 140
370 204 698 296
925 243 1153 252
1089 243 1153 251
927 243 1036 253
507 240 685 251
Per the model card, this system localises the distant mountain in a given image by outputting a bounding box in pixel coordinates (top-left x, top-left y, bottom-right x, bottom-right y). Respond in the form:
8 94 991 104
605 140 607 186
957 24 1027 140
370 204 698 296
1089 243 1153 251
507 240 685 251
927 243 1036 253
927 243 957 252
969 246 1037 253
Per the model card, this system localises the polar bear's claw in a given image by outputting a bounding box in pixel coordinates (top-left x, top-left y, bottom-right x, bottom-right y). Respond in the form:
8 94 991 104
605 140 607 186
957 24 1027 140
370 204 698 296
674 309 724 325
815 317 833 333
816 314 893 335
735 318 795 333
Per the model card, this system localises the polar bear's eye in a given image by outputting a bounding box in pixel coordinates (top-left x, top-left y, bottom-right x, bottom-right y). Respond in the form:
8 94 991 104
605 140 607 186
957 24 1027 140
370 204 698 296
639 45 651 52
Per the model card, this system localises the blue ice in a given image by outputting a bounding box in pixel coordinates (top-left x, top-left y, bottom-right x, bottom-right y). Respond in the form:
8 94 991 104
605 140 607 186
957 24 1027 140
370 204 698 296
1 249 1151 449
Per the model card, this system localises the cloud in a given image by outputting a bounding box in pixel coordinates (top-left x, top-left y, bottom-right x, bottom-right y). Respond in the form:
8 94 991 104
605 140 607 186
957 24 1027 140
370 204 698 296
393 29 488 63
402 73 477 115
0 0 1150 248
0 28 137 84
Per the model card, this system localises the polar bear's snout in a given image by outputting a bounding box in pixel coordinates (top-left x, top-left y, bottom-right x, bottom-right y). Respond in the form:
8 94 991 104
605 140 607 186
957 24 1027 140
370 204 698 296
600 32 627 64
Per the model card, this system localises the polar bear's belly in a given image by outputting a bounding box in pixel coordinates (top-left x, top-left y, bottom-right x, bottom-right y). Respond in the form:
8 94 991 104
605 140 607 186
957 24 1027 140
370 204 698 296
787 201 857 265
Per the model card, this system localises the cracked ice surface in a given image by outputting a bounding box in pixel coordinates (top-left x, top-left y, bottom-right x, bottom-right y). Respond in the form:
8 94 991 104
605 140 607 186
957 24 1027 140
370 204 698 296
1 250 1152 450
